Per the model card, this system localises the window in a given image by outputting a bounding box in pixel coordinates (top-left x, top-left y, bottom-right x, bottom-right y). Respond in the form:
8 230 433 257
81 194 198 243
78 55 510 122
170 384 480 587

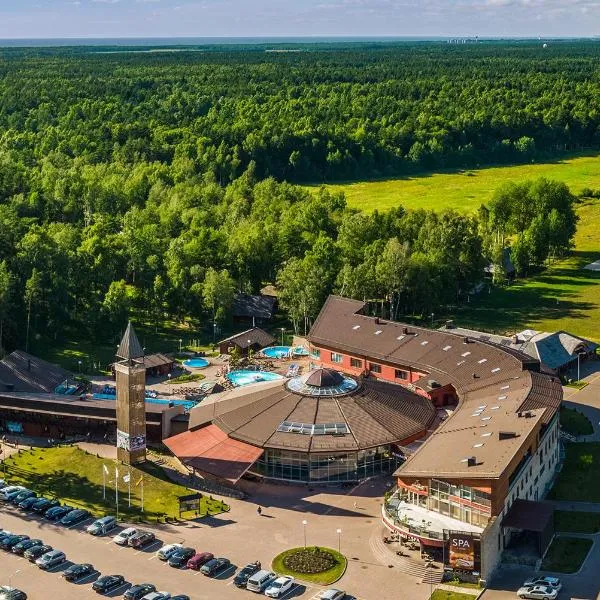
395 369 408 380
350 358 362 369
369 363 382 373
311 348 320 359
331 352 343 364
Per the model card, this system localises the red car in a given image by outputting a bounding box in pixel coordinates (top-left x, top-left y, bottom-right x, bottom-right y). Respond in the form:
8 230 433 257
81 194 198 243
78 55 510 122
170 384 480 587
186 552 214 570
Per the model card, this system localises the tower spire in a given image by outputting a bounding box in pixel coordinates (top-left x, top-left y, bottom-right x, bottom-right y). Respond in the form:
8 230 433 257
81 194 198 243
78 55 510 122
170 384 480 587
116 321 144 361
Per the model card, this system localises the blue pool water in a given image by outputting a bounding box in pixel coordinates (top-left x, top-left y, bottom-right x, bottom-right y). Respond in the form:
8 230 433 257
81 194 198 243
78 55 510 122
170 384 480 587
262 346 310 358
92 393 195 410
182 358 210 368
226 370 284 387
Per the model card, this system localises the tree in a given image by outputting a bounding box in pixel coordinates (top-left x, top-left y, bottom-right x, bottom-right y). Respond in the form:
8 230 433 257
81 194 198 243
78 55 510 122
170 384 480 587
0 261 14 356
24 268 43 352
101 280 132 338
376 238 410 320
202 268 235 325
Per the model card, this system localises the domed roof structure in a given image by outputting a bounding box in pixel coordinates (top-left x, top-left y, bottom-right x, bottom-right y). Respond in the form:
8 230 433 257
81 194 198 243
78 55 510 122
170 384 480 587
301 368 344 388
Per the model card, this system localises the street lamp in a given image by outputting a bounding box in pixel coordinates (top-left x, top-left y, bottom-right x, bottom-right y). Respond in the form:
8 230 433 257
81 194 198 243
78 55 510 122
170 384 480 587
336 528 342 553
280 327 285 347
179 338 183 354
213 322 217 345
302 519 308 547
78 360 82 374
430 313 435 327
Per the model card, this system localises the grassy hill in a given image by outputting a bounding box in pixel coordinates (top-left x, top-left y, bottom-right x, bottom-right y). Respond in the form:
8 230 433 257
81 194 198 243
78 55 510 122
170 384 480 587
313 152 600 213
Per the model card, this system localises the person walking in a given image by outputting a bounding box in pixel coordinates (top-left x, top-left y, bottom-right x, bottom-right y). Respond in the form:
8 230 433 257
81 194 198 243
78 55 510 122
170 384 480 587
257 506 262 516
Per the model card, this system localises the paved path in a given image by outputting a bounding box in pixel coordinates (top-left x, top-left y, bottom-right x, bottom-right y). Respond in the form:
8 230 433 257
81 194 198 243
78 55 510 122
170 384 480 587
548 500 600 513
437 583 480 596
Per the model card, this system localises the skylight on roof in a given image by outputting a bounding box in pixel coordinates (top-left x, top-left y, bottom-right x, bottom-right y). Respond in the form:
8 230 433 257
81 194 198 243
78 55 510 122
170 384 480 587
498 395 507 400
478 358 488 364
397 335 405 341
471 412 482 417
461 351 471 357
501 385 510 390
473 443 484 448
491 367 501 373
481 432 492 437
375 330 382 335
491 406 500 410
421 341 429 346
352 325 360 330
443 345 452 351
457 360 466 366
478 405 486 409
481 416 491 421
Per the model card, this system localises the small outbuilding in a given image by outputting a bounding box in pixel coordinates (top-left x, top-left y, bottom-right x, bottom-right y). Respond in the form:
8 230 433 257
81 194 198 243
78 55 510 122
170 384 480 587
231 293 277 325
218 327 276 357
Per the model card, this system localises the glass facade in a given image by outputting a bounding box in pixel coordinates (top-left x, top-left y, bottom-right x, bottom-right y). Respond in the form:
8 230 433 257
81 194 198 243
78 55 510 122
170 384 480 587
424 479 491 528
252 446 400 482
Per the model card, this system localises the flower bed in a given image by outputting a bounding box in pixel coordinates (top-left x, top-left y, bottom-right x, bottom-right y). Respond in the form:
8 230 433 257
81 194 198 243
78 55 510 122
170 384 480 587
272 546 347 585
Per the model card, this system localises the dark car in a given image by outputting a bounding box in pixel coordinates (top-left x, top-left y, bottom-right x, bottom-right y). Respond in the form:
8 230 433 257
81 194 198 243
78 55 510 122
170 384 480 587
186 551 213 570
24 544 52 562
0 585 27 600
123 583 156 600
62 563 94 582
18 497 40 511
167 547 196 568
170 596 190 600
92 575 125 594
234 562 262 588
0 535 29 551
45 505 72 521
31 498 60 514
200 557 231 576
10 490 36 505
128 530 156 549
11 538 42 555
59 509 90 526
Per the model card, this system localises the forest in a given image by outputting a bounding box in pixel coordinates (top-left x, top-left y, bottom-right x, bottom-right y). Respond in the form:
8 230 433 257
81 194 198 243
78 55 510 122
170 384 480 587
0 41 591 350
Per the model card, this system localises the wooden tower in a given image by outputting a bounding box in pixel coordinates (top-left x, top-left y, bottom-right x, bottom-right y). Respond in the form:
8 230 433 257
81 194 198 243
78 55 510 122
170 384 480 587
115 322 147 464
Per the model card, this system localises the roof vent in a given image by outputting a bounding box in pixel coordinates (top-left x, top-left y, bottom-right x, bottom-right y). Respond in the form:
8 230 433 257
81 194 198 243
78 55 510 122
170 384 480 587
403 327 409 335
463 336 470 344
472 373 479 379
428 379 441 389
375 317 380 324
499 431 519 440
525 411 534 418
467 456 477 467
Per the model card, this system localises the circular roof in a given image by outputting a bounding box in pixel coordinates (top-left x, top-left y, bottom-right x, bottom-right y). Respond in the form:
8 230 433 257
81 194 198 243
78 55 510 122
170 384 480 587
287 368 358 397
302 368 344 388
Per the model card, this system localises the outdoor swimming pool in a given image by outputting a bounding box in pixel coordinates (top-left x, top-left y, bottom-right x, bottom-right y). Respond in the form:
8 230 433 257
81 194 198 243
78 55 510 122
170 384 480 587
226 370 284 387
262 346 310 358
182 357 210 368
92 393 196 410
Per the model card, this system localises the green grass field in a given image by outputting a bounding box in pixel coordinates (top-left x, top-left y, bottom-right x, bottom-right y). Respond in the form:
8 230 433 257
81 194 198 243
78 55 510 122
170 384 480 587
1 446 228 522
430 591 478 600
271 547 347 585
560 407 594 437
316 152 600 213
549 443 600 503
541 536 592 573
555 511 600 534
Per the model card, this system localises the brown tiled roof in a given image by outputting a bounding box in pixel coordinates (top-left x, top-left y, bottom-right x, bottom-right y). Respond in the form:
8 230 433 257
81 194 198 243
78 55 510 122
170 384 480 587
308 296 562 479
144 353 175 369
0 351 72 393
232 294 277 320
116 322 144 360
218 327 276 350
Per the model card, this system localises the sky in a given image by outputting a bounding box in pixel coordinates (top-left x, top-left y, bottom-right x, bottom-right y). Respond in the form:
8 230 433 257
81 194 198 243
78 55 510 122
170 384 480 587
0 0 598 39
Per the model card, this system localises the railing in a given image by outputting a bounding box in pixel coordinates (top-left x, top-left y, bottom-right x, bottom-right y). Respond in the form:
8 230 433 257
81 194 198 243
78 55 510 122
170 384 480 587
383 496 444 541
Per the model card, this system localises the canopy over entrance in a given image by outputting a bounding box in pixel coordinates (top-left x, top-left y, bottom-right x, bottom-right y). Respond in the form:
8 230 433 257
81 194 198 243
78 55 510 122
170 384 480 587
164 424 263 483
502 499 554 557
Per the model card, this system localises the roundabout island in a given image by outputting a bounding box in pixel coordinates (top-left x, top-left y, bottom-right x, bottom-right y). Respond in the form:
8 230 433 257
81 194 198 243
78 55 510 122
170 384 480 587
271 546 347 586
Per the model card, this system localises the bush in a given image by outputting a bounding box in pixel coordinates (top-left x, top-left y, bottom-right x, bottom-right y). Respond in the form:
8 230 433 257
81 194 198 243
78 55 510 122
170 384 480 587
282 547 338 574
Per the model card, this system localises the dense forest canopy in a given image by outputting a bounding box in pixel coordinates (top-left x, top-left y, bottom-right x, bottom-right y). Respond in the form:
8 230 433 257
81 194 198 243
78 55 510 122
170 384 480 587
0 41 590 350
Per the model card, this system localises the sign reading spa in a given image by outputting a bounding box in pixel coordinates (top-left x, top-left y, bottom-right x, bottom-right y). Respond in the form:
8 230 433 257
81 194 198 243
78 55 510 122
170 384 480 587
447 533 480 571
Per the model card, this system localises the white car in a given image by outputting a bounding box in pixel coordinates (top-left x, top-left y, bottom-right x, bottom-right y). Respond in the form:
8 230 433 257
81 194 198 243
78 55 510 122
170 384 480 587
113 527 138 545
265 576 294 598
523 576 562 592
141 593 171 600
157 543 182 561
517 584 559 600
319 591 346 600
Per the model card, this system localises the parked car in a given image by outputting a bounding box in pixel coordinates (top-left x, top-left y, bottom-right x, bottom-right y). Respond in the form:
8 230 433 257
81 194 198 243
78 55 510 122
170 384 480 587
517 585 559 600
0 586 27 600
36 550 66 570
0 535 29 551
24 544 52 562
59 509 90 526
0 486 25 501
31 498 60 514
45 506 72 521
200 557 231 576
523 577 562 592
234 562 262 588
11 538 42 555
62 563 94 582
186 552 214 570
170 596 190 600
113 527 138 546
318 590 346 600
167 547 196 568
246 570 277 593
10 490 36 505
18 497 40 511
92 574 125 594
87 516 118 536
128 530 156 549
265 576 295 598
157 543 182 561
124 583 156 600
140 593 170 600
0 479 6 489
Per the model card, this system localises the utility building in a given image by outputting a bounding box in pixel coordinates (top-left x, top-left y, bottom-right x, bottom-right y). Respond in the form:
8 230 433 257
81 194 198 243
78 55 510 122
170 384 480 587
115 322 147 464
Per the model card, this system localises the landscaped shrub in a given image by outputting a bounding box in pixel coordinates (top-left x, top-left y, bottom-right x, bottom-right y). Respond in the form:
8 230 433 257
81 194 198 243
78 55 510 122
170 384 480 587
283 547 338 574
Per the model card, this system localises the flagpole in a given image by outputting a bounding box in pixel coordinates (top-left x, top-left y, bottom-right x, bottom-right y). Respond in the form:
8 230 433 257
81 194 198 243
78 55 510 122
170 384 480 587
115 466 119 520
102 466 106 500
128 470 131 508
141 476 144 513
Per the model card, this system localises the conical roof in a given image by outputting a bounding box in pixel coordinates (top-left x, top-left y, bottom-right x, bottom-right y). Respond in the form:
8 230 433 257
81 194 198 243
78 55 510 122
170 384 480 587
116 322 144 360
301 368 344 388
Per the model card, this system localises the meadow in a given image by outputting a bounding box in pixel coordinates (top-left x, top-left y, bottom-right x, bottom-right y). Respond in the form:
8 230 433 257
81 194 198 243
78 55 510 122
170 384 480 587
318 152 600 213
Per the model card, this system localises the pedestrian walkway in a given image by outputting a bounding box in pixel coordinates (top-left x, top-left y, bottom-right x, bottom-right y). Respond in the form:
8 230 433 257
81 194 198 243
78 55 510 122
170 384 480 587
437 583 480 596
547 499 600 513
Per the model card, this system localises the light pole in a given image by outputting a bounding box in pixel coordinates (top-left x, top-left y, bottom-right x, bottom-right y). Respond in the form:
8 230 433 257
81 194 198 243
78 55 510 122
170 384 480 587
336 528 342 553
280 327 285 347
78 360 82 374
430 313 435 327
302 519 308 548
179 338 183 354
213 322 217 345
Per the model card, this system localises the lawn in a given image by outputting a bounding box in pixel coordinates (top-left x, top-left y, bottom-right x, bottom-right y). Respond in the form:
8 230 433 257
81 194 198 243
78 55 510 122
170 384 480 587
555 511 600 534
541 536 592 573
430 591 478 600
560 406 594 437
271 547 347 585
549 442 600 502
315 152 600 214
1 445 228 522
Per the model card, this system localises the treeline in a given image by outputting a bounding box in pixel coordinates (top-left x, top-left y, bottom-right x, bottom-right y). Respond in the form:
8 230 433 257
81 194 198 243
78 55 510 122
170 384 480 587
0 42 599 188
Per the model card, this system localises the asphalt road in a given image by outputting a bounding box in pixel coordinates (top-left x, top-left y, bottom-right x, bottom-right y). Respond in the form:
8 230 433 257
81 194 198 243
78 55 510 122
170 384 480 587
0 504 339 600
